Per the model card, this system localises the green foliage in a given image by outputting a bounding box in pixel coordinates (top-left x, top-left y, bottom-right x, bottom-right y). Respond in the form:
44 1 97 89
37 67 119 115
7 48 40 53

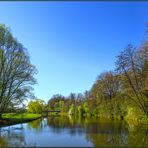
82 102 90 116
68 104 75 115
77 105 83 116
138 115 148 124
27 99 45 114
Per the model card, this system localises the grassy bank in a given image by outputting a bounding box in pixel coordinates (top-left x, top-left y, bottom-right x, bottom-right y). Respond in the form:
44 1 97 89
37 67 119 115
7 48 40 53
0 113 41 127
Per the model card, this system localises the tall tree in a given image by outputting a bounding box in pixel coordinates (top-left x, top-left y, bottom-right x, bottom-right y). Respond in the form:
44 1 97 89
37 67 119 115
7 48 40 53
116 44 148 115
0 24 37 117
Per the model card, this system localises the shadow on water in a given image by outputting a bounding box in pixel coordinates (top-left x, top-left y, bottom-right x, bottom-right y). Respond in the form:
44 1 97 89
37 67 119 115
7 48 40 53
0 115 147 147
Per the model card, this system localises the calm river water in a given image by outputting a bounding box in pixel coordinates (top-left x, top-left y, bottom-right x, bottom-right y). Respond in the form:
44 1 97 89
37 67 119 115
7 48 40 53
0 116 147 147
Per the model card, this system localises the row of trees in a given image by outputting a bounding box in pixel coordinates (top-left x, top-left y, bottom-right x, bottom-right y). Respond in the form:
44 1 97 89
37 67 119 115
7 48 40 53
48 28 148 119
0 24 37 117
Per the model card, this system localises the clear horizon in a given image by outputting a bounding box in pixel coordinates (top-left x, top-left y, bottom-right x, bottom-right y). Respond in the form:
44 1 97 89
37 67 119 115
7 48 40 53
0 2 148 103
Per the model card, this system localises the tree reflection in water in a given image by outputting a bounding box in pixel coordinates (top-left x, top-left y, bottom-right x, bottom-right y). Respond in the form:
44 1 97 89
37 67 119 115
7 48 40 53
47 115 148 147
27 118 44 133
47 116 87 136
0 116 147 147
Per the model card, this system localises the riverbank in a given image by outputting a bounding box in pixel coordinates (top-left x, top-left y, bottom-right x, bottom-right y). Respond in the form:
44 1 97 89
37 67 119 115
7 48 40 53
0 113 41 127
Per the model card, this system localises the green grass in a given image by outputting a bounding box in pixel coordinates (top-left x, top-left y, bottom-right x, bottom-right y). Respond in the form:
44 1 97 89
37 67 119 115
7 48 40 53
0 113 41 127
2 113 41 119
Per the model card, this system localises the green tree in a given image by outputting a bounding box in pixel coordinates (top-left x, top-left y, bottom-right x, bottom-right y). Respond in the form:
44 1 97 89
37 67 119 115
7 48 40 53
68 104 76 115
0 24 37 118
48 94 65 110
83 102 90 115
27 99 45 114
90 71 121 118
116 44 148 115
59 100 64 112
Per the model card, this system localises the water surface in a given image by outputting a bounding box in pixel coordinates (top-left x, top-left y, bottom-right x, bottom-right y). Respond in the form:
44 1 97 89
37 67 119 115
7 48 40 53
0 116 147 147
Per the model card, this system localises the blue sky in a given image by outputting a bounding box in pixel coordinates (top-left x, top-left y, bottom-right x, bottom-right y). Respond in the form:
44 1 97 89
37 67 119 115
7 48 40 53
0 2 148 103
